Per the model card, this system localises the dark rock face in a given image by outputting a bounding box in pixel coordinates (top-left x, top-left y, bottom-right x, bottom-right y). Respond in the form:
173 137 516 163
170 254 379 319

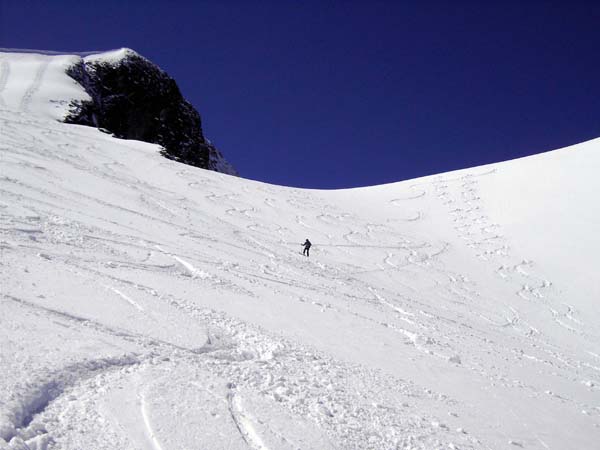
65 50 237 175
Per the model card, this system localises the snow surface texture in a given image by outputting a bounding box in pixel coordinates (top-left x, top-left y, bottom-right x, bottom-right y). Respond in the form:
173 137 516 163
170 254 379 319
1 51 600 450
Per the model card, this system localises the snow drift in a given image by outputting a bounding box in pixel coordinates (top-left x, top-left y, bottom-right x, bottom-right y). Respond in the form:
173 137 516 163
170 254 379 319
1 49 599 450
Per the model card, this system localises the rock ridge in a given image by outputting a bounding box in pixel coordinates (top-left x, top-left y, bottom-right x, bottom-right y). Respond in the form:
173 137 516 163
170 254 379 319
64 48 237 175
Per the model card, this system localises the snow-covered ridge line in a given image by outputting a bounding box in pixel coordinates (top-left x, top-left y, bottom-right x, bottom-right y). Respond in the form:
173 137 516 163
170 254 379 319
0 47 114 56
342 136 600 192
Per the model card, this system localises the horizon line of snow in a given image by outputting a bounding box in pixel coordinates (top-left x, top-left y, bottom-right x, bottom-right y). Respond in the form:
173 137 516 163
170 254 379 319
0 47 119 56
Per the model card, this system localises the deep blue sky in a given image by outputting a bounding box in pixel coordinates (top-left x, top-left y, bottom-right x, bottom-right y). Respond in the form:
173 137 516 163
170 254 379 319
2 1 599 188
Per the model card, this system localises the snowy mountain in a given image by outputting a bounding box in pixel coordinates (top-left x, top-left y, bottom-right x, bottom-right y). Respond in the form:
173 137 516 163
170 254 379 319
1 50 600 450
0 49 237 175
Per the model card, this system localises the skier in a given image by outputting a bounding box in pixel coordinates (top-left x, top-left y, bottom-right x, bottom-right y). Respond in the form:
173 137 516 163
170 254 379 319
302 238 312 257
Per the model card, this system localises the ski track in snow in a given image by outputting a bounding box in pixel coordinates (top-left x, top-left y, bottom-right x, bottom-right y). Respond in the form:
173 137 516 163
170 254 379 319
0 66 599 450
0 57 10 107
139 390 165 450
228 389 269 450
106 286 145 312
19 57 49 113
433 173 587 342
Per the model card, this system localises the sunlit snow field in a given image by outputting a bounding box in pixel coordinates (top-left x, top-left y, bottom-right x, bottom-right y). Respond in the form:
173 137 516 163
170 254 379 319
1 51 599 450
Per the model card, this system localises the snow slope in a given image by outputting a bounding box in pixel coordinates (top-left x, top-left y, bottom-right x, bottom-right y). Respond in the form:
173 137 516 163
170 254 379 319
0 49 146 121
1 53 600 450
0 52 89 120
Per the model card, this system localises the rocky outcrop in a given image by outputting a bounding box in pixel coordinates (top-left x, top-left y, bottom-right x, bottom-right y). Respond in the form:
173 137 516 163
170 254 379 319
64 49 237 175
